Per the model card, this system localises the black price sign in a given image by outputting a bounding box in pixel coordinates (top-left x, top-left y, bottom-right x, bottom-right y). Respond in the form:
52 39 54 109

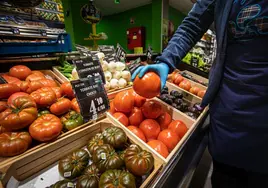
126 58 143 75
146 46 153 62
11 28 20 35
76 44 92 58
99 45 117 62
71 77 109 121
40 30 47 36
0 75 7 84
115 43 126 62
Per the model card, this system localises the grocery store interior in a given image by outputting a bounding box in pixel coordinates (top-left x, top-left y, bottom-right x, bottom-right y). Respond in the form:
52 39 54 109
0 0 232 188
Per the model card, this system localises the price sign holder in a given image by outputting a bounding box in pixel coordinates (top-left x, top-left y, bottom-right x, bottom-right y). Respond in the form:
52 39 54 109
115 43 126 62
76 44 92 58
71 77 109 121
126 57 144 75
146 46 153 64
0 75 7 84
98 45 117 62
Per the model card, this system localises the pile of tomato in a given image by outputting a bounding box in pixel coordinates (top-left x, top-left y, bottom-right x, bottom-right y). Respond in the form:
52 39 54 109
109 90 189 158
171 72 206 98
0 65 83 157
50 126 155 188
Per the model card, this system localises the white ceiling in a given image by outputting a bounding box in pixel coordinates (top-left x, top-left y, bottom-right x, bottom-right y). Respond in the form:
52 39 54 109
95 0 193 16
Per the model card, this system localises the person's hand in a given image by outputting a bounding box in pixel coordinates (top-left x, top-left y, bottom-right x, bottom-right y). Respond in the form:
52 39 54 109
131 62 170 90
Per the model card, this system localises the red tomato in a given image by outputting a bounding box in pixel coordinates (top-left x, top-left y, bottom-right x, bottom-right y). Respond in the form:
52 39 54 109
109 101 116 114
129 107 144 127
179 80 191 91
61 82 75 99
39 79 58 87
50 98 72 116
147 140 169 158
30 87 57 107
19 81 31 93
168 120 188 138
7 92 30 105
189 87 201 95
174 74 184 85
26 73 46 82
157 112 172 130
0 84 20 99
133 72 161 99
0 101 7 113
29 114 63 142
31 71 44 76
197 90 206 98
113 90 134 113
71 98 80 113
51 87 62 98
9 65 32 80
0 126 12 133
139 119 160 141
158 129 180 152
141 100 163 119
127 126 146 142
113 112 129 127
2 74 21 83
133 91 146 107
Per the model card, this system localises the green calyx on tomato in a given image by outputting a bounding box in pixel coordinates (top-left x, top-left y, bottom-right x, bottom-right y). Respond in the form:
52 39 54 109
61 110 83 131
38 110 50 117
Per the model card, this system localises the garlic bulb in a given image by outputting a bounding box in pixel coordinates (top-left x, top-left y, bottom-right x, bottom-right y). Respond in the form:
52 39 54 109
121 70 131 82
118 78 127 88
110 79 119 89
116 62 126 71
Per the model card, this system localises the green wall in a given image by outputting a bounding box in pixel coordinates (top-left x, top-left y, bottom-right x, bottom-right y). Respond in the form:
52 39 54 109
169 6 186 30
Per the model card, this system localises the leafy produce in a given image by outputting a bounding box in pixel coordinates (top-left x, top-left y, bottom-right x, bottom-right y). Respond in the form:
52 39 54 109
157 112 172 130
99 170 136 188
29 114 63 142
61 82 75 99
0 96 38 130
113 112 129 127
113 90 134 113
0 83 20 99
76 164 101 188
58 149 89 179
139 119 160 141
57 60 75 80
127 126 146 143
50 98 72 116
30 87 57 107
87 133 104 156
133 72 161 98
124 144 154 176
157 129 180 152
0 132 32 157
102 127 128 149
49 180 74 188
92 144 124 172
147 140 169 158
71 98 80 113
168 120 188 138
61 110 83 131
128 107 144 127
141 100 163 119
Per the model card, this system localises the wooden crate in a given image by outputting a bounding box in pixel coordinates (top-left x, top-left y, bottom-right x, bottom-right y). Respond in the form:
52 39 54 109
0 120 162 188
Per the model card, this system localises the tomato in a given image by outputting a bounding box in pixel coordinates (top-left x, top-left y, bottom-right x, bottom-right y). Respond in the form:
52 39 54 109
30 87 57 107
92 144 124 172
133 91 146 107
102 127 128 149
87 134 104 156
108 101 116 114
71 98 80 113
113 90 134 113
61 82 75 99
0 83 20 99
113 112 129 127
124 144 154 176
168 120 188 138
127 126 146 142
51 180 74 188
139 119 161 141
0 101 7 113
31 71 44 76
7 92 30 105
129 107 144 127
9 65 32 80
29 114 63 142
39 79 57 87
18 81 30 93
158 129 180 152
27 79 58 93
2 74 21 83
58 149 89 179
61 110 83 131
26 73 45 82
76 164 100 188
147 140 169 158
0 132 32 157
141 100 163 119
0 126 12 133
179 80 192 91
50 87 62 98
50 98 72 116
189 87 200 95
157 112 172 130
133 72 161 98
173 74 184 85
197 90 206 98
99 170 135 188
0 96 38 130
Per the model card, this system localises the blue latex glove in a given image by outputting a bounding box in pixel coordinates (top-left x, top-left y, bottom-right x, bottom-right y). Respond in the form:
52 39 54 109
131 62 170 90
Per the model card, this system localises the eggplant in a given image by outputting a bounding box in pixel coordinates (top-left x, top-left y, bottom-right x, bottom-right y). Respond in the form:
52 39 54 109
180 102 189 112
174 98 183 105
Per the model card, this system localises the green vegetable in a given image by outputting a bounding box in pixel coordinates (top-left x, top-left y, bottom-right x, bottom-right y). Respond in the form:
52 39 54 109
38 110 51 117
61 110 83 130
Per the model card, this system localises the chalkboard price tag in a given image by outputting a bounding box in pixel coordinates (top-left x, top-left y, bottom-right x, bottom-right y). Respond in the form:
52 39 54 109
146 46 153 62
99 45 117 62
71 77 109 121
126 58 143 75
76 45 92 58
0 75 7 84
115 43 126 62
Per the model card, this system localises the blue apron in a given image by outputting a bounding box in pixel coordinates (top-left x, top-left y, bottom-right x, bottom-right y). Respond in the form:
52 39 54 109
209 0 268 173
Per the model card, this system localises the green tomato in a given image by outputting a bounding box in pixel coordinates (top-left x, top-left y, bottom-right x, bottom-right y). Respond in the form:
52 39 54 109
61 110 83 131
38 110 51 117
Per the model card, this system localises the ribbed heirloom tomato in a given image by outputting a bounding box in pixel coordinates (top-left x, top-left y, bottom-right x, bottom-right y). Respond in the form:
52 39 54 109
2 74 21 84
9 65 32 80
158 129 180 152
26 73 46 82
133 72 161 98
113 112 129 127
147 140 169 158
7 92 30 105
179 80 192 91
51 87 62 99
142 100 163 119
30 87 57 107
168 120 188 138
61 82 75 99
127 126 146 142
113 90 134 113
50 98 72 116
0 101 7 113
129 107 144 127
71 98 80 113
29 114 63 142
157 112 172 130
139 119 160 141
0 83 20 99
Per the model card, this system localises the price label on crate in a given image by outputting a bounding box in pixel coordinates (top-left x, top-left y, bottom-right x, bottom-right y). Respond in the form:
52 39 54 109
76 44 92 58
0 75 7 84
71 77 109 121
126 58 144 75
115 43 126 62
11 28 20 35
99 45 117 62
40 30 47 36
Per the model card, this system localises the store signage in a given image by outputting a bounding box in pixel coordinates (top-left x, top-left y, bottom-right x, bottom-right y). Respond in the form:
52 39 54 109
11 28 20 35
76 45 91 58
99 45 117 62
0 75 7 84
146 46 153 62
126 58 143 75
115 43 126 62
71 77 109 121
